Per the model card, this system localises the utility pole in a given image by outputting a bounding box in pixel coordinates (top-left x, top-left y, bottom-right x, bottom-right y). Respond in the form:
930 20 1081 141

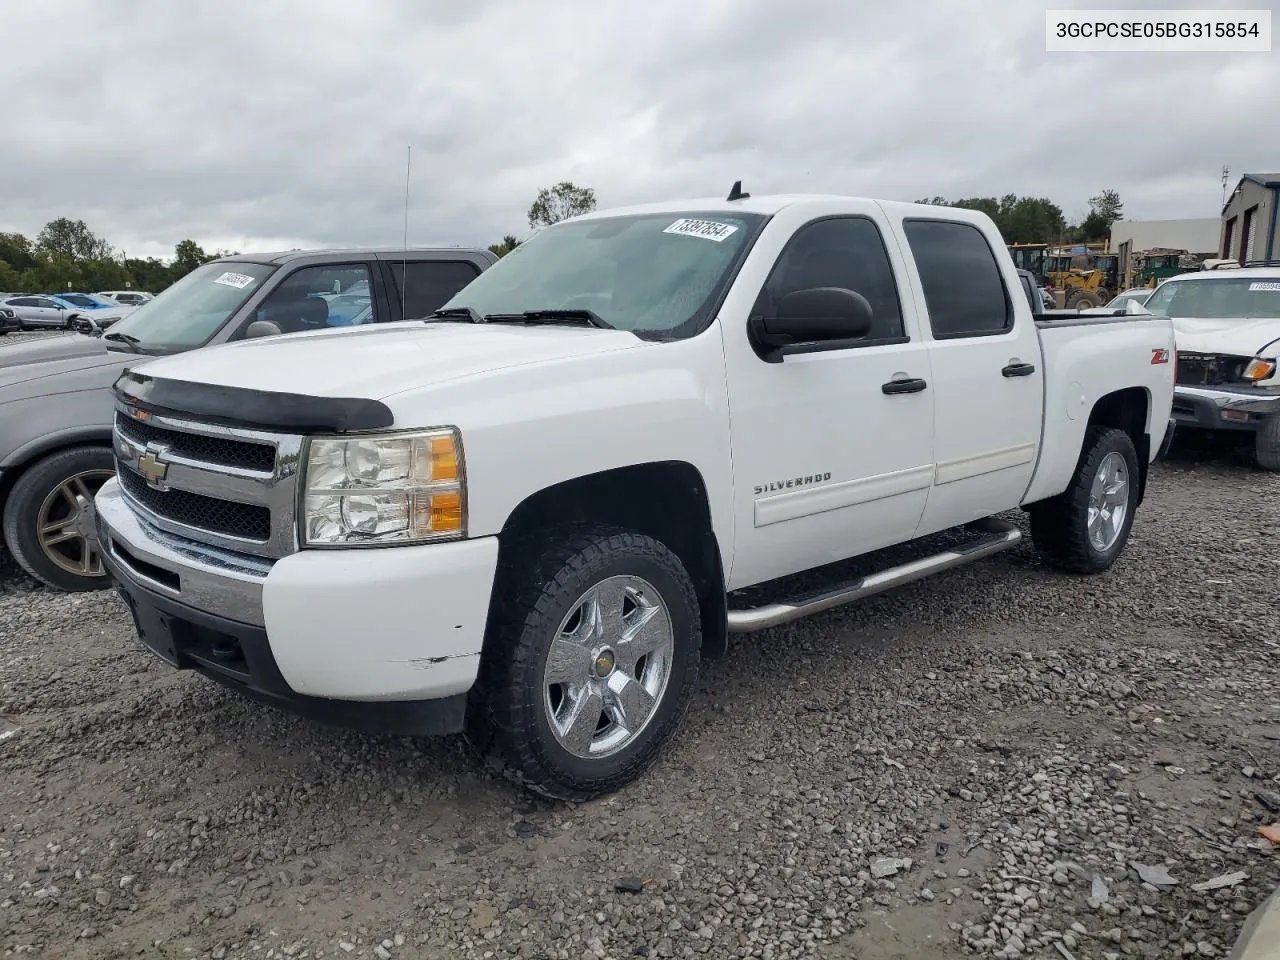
1221 166 1231 208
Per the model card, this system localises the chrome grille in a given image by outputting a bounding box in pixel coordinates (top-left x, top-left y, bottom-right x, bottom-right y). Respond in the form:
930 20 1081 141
112 404 304 559
117 468 271 541
115 413 276 472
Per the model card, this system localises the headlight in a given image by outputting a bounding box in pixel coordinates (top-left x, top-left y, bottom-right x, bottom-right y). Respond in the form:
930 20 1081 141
300 428 465 547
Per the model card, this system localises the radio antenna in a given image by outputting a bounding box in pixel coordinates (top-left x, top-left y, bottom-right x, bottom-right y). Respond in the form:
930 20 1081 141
401 145 411 320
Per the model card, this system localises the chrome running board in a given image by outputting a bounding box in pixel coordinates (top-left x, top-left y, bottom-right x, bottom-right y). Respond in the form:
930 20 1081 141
725 518 1023 633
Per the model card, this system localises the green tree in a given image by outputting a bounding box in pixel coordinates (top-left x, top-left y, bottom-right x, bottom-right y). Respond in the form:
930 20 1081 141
915 195 1066 245
528 182 597 229
173 239 212 272
488 234 522 257
1088 189 1124 225
0 232 38 272
35 217 112 260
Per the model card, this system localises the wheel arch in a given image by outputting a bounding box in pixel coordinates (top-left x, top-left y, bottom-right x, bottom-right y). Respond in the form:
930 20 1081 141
1086 386 1150 503
0 429 114 509
493 460 729 659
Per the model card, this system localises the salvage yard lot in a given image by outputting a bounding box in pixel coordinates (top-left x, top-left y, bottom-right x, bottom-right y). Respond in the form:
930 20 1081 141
2 415 1278 959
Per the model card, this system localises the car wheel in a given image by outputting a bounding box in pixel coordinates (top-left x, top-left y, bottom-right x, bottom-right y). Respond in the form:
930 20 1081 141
1255 415 1280 471
1028 426 1140 574
467 525 702 801
2 447 117 591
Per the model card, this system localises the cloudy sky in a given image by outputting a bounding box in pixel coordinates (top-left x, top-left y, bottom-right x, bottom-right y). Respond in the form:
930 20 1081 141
1 0 1275 259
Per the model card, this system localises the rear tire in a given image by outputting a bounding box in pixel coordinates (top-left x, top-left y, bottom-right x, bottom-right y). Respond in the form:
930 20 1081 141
466 525 702 801
1028 426 1140 574
1067 290 1099 309
2 447 116 592
1255 415 1280 471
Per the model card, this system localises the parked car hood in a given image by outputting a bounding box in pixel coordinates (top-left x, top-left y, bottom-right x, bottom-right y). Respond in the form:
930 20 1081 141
128 321 646 400
0 332 135 386
1171 316 1280 356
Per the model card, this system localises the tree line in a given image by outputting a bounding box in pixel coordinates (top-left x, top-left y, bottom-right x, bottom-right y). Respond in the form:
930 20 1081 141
914 189 1125 246
4 182 1120 297
0 217 232 296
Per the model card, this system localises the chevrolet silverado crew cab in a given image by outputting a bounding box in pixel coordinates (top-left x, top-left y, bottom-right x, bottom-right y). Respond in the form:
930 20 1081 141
1137 262 1280 469
0 246 495 592
93 188 1175 800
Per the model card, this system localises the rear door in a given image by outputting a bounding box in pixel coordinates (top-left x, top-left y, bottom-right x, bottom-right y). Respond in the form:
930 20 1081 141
894 216 1045 537
381 258 485 322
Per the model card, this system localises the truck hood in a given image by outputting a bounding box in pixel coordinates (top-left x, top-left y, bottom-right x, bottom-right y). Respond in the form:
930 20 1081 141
0 332 132 388
129 321 647 400
1171 316 1280 357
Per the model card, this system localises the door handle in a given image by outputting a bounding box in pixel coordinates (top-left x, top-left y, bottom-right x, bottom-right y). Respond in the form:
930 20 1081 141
1002 362 1036 377
882 377 928 395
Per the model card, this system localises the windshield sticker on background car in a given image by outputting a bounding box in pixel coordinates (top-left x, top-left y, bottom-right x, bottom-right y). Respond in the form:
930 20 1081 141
1248 281 1280 292
212 271 257 289
662 218 740 242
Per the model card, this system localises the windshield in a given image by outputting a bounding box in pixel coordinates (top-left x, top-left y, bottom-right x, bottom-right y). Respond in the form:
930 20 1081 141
1141 276 1280 320
439 210 767 338
103 261 276 351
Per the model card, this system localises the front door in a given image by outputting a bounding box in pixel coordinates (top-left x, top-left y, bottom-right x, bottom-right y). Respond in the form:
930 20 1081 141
893 216 1044 537
720 205 936 590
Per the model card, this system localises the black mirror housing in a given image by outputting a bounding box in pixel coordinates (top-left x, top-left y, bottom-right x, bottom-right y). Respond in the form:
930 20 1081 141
750 286 873 362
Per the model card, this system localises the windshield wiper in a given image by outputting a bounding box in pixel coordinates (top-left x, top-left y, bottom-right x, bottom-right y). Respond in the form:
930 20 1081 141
102 331 143 353
483 309 613 329
423 306 484 324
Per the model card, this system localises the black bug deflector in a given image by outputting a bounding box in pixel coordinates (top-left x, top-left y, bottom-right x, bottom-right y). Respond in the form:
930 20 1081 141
112 369 395 433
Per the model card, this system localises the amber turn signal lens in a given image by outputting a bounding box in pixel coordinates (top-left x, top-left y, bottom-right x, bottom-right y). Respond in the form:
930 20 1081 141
430 436 459 481
1243 358 1276 381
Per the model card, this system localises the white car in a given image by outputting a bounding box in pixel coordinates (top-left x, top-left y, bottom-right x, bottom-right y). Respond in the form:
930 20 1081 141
96 290 154 307
1141 265 1280 468
1105 288 1154 310
92 189 1175 800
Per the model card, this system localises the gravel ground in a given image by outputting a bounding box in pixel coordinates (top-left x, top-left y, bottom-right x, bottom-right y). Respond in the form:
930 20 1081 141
2 427 1278 960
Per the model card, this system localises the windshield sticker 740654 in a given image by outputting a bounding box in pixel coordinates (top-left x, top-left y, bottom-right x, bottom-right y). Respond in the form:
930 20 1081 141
663 218 740 242
212 271 257 289
1249 281 1280 292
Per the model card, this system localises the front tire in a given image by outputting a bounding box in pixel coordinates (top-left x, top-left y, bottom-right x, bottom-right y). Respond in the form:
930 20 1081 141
1255 415 1280 471
467 526 702 801
2 447 116 591
1029 426 1140 574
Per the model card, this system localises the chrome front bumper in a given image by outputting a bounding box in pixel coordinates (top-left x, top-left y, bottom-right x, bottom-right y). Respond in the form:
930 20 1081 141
95 476 272 626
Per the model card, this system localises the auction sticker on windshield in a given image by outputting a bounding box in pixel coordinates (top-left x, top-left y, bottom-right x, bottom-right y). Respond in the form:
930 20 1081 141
213 271 257 289
1249 281 1280 292
663 218 740 242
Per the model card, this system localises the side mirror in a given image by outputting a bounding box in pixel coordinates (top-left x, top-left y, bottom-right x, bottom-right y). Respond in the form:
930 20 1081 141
750 287 873 363
244 320 284 339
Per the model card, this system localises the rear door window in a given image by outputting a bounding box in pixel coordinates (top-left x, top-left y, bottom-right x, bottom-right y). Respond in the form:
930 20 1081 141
385 260 482 320
903 219 1013 339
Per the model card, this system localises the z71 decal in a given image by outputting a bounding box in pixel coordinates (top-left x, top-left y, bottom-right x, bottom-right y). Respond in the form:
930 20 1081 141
1151 348 1170 364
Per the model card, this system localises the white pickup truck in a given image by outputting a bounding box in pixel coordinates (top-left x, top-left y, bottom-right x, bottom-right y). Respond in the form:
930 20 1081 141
93 188 1176 800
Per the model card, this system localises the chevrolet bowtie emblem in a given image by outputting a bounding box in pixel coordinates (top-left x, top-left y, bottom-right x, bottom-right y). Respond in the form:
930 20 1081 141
137 443 170 488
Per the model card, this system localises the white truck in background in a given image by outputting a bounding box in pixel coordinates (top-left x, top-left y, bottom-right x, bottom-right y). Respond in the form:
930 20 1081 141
93 187 1176 800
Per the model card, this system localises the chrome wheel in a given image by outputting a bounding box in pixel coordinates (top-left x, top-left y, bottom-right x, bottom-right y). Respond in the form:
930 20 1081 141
542 574 674 759
36 469 113 577
1087 451 1129 552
